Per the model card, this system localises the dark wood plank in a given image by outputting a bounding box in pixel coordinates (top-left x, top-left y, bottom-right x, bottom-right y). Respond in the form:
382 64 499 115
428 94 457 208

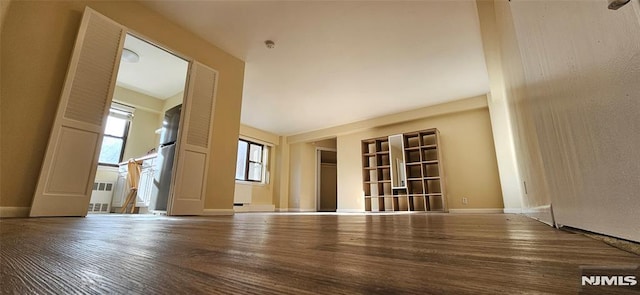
1 213 639 294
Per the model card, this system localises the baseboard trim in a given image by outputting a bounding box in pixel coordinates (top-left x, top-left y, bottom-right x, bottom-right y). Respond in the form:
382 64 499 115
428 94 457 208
336 209 366 213
283 208 316 212
449 208 504 214
522 205 554 226
503 208 523 214
202 209 235 216
275 208 288 212
234 204 276 212
0 207 30 218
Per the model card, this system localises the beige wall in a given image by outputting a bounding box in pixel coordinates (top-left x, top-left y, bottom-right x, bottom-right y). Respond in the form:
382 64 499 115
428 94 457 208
0 0 10 30
112 86 164 160
283 96 503 212
287 142 315 210
0 1 244 211
478 0 640 241
286 138 336 211
162 92 183 113
114 86 164 114
234 125 280 208
337 104 503 211
122 108 160 160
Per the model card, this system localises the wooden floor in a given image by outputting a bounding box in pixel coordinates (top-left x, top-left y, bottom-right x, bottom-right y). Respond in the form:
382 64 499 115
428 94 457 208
1 213 639 294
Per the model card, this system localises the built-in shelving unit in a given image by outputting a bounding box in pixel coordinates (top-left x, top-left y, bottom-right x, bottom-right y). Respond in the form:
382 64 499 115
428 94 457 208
362 129 447 212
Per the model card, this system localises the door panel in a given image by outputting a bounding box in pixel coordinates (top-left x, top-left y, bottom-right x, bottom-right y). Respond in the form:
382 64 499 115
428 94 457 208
46 127 100 194
176 151 206 200
168 62 217 216
30 8 125 217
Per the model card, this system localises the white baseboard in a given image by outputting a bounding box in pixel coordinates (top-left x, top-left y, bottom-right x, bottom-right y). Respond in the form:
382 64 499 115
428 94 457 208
522 205 554 226
503 208 523 214
202 209 235 216
282 208 316 212
448 208 504 214
0 207 30 218
234 204 276 212
336 209 366 213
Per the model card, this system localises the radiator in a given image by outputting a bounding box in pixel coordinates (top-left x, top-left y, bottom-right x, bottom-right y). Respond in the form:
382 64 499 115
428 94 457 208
89 182 114 214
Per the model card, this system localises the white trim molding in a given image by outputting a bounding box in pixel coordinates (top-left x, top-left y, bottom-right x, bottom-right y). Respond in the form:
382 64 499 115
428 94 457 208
234 204 276 212
202 209 235 216
281 208 316 212
0 207 30 218
448 208 504 214
503 208 523 214
522 205 554 227
336 209 366 213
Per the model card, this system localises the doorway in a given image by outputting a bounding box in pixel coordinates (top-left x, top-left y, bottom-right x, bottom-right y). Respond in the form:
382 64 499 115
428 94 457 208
316 149 337 212
29 8 218 217
90 33 189 215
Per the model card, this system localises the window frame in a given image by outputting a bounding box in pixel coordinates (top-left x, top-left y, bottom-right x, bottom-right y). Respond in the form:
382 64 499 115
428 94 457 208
235 139 265 183
98 107 133 167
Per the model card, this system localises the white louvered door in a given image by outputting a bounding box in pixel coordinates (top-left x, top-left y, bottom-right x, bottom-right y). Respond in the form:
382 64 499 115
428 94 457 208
167 62 217 216
30 8 125 217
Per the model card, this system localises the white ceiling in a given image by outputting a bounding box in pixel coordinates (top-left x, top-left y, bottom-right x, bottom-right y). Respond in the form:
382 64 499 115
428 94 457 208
116 34 189 100
141 0 490 135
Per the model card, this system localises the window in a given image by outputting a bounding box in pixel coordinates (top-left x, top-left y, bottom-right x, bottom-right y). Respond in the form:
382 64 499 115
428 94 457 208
235 139 267 182
98 104 133 166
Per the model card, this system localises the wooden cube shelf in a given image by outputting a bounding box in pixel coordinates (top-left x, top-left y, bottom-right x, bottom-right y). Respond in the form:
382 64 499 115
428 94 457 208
362 129 447 212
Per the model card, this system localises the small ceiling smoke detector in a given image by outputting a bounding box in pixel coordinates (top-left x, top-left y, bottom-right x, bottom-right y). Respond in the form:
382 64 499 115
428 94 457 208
265 40 275 49
121 48 140 63
608 0 630 10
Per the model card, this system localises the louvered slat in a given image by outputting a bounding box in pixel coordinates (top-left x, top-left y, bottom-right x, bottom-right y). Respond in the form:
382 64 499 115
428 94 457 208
64 13 123 126
186 64 216 148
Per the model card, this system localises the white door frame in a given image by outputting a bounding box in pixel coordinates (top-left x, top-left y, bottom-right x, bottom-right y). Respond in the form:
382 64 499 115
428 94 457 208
30 8 215 217
315 147 337 212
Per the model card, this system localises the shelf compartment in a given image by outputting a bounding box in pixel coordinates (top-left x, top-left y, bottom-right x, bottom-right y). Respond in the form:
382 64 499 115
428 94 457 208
420 132 437 146
363 155 376 168
378 182 392 196
422 162 440 177
363 141 377 155
363 184 372 197
410 195 426 211
377 154 390 166
369 197 386 212
363 169 376 182
428 195 445 212
405 149 421 163
377 140 389 152
364 198 372 211
408 179 424 195
407 165 422 179
425 179 441 194
370 183 380 197
422 149 438 161
396 196 409 211
404 133 421 148
384 197 397 212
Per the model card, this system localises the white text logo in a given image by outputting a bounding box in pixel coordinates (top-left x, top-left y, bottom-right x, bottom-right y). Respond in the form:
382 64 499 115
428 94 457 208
581 275 637 286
